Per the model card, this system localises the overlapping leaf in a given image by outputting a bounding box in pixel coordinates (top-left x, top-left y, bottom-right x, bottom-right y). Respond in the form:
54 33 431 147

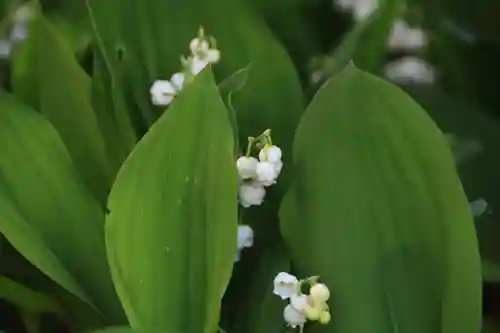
105 70 237 331
280 64 481 333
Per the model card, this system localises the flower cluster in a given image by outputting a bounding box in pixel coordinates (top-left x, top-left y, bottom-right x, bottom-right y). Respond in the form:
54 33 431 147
149 27 220 106
273 272 332 330
237 129 283 208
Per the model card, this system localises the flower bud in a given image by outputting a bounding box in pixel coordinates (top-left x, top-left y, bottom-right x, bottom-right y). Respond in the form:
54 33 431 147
310 283 330 303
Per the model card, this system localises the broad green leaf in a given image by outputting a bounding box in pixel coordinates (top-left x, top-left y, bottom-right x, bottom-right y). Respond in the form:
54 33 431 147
280 64 481 333
105 70 237 331
0 196 92 310
11 13 110 198
91 48 137 176
0 92 125 324
224 244 290 333
0 276 60 314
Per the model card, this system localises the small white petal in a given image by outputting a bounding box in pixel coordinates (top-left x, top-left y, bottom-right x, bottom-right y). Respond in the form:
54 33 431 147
0 40 12 58
258 145 282 163
256 162 278 186
273 272 299 300
150 80 177 106
383 57 436 85
283 304 306 328
170 72 186 91
238 181 266 207
189 56 209 76
237 225 254 249
206 49 220 63
236 156 259 179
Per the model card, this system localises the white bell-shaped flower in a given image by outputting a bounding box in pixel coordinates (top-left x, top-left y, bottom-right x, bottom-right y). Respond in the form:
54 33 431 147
256 162 278 186
259 145 282 163
283 304 306 328
388 20 428 51
383 56 436 85
204 49 221 63
273 272 299 300
236 156 259 179
238 181 266 208
189 37 210 56
237 225 254 249
150 80 177 106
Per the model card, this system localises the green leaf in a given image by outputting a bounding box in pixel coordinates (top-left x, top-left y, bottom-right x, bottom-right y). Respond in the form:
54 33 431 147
224 244 290 333
11 12 110 198
0 198 92 310
280 65 481 333
0 276 60 314
90 47 137 176
0 92 125 324
105 70 237 331
85 0 304 182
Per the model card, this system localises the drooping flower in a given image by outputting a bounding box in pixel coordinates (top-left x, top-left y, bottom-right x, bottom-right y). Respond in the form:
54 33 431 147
238 181 266 208
284 304 307 328
388 19 428 51
383 56 436 85
236 156 259 180
273 272 299 300
255 162 278 186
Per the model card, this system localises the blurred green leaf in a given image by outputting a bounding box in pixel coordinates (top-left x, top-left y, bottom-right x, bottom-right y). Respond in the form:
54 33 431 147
225 244 290 333
90 47 137 177
0 91 125 324
0 197 92 310
105 70 237 331
317 0 403 83
0 276 60 314
405 87 500 215
11 13 110 198
280 65 481 333
482 260 500 283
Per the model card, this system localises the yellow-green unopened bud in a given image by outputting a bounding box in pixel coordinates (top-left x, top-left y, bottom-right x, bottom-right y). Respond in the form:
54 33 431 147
319 311 331 324
305 306 321 321
310 283 330 303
